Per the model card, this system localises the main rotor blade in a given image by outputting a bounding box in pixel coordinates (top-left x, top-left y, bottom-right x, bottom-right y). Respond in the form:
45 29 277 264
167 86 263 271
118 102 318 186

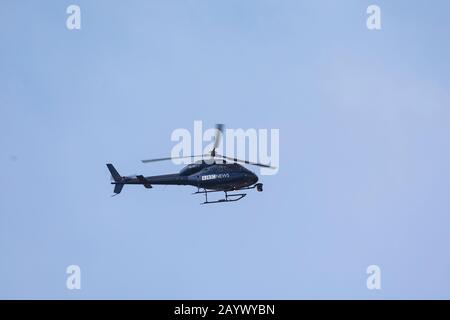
212 124 224 151
216 153 276 169
141 154 207 163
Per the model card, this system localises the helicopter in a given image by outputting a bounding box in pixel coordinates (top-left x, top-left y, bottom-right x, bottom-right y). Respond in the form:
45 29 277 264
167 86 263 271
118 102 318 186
106 124 275 204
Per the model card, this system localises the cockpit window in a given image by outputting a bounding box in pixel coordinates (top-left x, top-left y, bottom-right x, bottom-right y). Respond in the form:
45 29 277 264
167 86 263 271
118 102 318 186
179 163 203 176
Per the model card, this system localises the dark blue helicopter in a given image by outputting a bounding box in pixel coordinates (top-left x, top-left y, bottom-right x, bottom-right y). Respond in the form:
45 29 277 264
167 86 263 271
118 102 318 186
106 124 274 204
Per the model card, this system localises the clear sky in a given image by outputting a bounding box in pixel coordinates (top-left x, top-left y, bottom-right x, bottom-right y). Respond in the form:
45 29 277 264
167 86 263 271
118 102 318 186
1 0 449 299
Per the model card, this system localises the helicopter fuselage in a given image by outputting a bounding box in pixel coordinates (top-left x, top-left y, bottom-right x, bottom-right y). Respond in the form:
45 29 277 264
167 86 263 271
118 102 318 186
113 162 258 191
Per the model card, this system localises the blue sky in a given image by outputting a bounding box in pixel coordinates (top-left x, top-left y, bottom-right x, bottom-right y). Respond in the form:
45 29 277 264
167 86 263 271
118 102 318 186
1 0 449 299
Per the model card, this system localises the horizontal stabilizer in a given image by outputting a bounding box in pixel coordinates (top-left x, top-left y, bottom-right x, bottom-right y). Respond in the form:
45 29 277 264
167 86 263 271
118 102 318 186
137 175 153 189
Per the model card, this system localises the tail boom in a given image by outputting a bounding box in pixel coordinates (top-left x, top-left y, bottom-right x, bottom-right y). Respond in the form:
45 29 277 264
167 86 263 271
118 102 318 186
106 163 190 196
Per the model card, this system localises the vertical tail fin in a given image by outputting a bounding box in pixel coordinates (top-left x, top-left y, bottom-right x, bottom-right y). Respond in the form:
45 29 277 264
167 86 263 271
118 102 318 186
107 164 123 195
107 163 121 182
113 184 124 194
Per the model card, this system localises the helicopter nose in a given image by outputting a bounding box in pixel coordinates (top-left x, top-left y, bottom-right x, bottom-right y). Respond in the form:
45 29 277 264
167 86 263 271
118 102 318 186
249 172 258 184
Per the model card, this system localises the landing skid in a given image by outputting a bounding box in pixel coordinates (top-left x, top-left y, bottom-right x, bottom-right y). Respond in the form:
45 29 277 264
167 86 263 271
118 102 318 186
192 183 262 205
